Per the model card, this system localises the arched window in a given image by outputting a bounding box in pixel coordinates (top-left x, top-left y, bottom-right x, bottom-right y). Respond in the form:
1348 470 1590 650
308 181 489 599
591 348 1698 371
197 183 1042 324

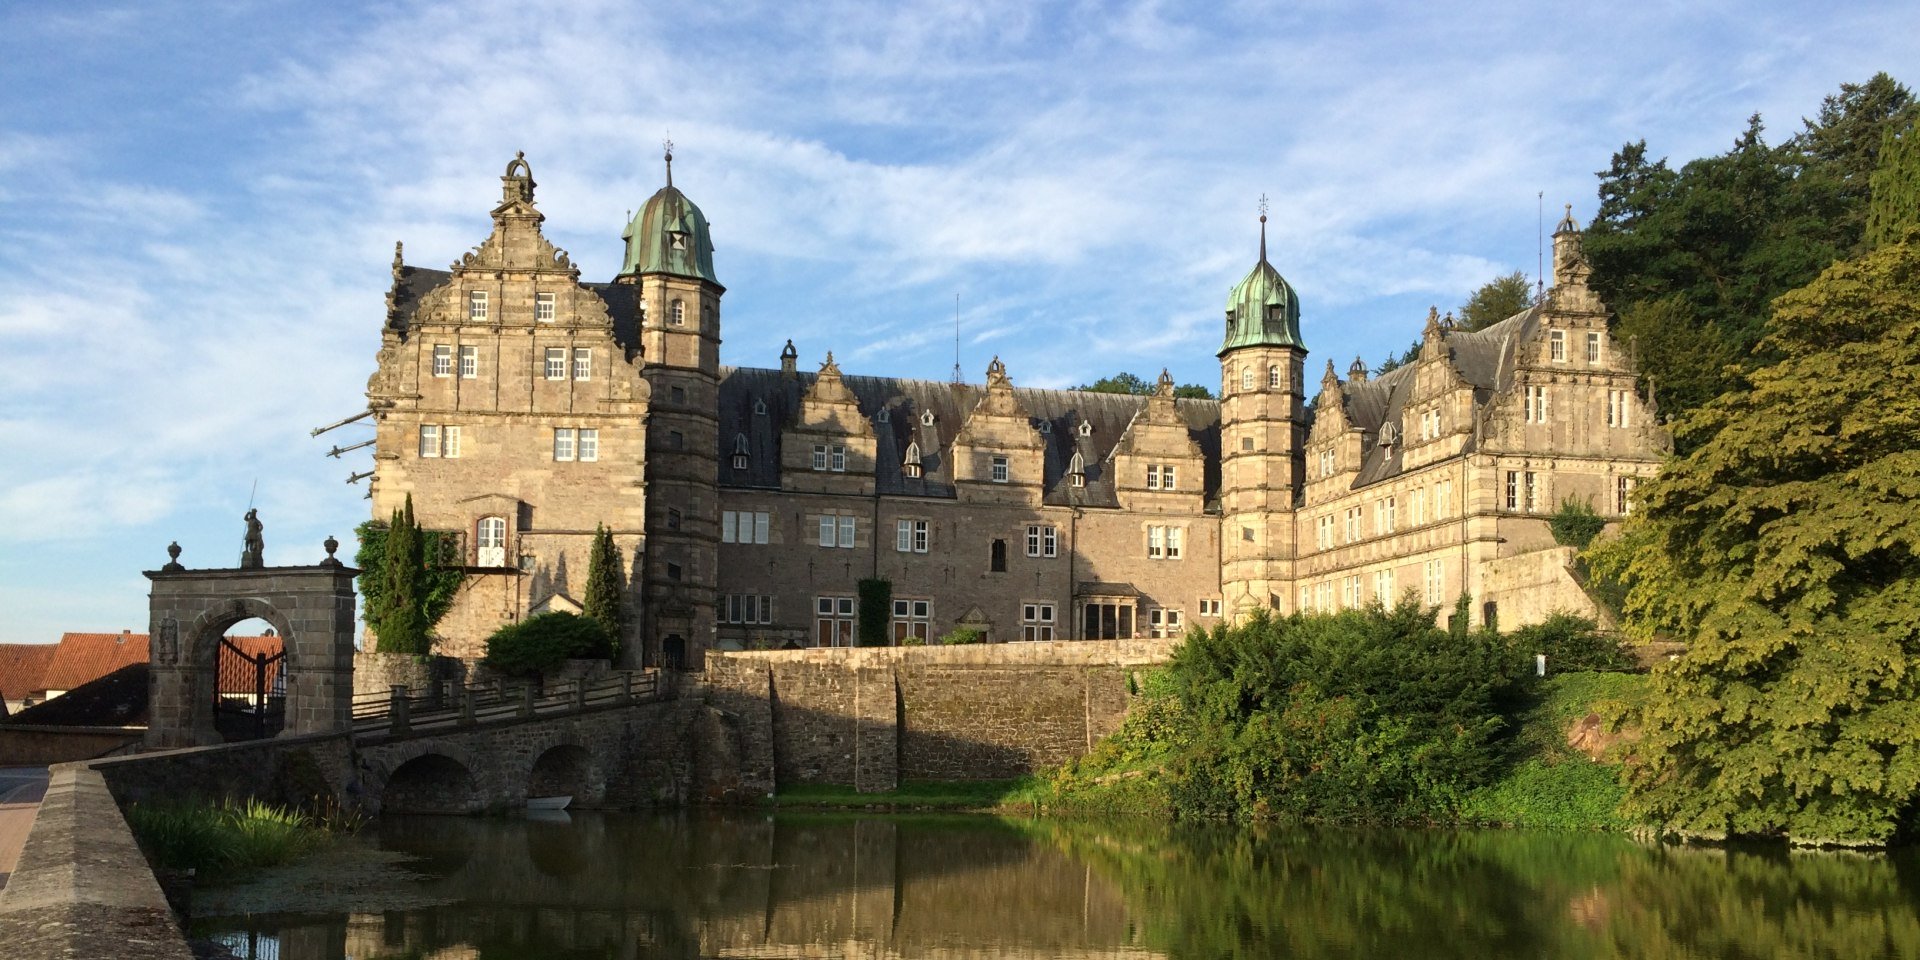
1068 451 1086 487
1268 365 1281 388
903 441 923 479
731 434 749 471
1241 367 1253 391
990 539 1008 573
477 517 507 567
671 299 685 325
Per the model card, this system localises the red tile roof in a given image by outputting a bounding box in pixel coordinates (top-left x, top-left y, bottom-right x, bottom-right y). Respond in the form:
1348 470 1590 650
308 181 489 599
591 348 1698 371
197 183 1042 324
0 643 57 702
41 632 149 693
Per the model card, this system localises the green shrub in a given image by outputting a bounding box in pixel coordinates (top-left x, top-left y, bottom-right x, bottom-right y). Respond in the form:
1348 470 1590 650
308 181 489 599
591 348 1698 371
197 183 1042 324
937 627 986 645
126 798 328 876
483 612 613 677
1508 613 1635 672
1548 497 1608 548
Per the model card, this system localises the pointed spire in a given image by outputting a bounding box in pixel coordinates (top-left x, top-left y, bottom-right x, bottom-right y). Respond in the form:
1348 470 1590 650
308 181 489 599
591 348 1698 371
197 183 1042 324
663 137 674 189
1257 194 1270 263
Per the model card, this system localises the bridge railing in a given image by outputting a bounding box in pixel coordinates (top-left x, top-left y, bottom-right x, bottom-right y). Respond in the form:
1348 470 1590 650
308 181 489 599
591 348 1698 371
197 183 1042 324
349 669 664 736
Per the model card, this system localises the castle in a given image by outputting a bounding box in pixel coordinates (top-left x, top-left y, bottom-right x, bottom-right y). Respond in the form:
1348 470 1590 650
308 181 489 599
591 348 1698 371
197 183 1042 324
364 153 1669 668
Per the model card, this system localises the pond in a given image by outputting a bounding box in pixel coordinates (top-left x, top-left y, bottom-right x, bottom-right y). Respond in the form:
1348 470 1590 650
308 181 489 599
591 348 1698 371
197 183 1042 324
195 810 1920 959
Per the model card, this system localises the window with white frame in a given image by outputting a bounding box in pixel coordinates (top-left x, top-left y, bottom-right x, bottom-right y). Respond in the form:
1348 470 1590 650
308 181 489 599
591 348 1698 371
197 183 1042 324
477 516 506 566
1424 559 1445 605
811 444 848 472
1378 496 1396 533
1319 448 1336 477
1316 581 1332 611
892 599 931 644
1146 525 1183 560
1421 408 1441 441
1299 586 1313 613
1586 331 1602 364
815 596 855 646
1374 569 1394 603
1507 470 1539 512
903 441 923 479
896 519 929 553
991 455 1009 483
573 347 591 381
1199 599 1222 617
432 344 452 377
1341 575 1361 609
544 347 566 380
417 424 461 458
723 594 773 625
467 290 487 320
1411 487 1427 526
1525 470 1540 512
1317 515 1335 550
1525 385 1549 423
459 345 477 379
1607 389 1632 428
1146 464 1177 490
817 514 856 548
722 510 770 545
1268 364 1281 388
1505 471 1518 511
535 292 555 322
553 428 576 461
1068 451 1086 486
1345 507 1363 543
1549 330 1566 362
578 429 598 461
1436 479 1453 518
1241 367 1254 391
670 299 686 325
1025 524 1057 558
1149 607 1185 639
1616 476 1636 515
1021 603 1055 641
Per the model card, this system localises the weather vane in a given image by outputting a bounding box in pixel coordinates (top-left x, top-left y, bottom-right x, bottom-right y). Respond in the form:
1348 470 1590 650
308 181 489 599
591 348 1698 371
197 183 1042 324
663 134 675 187
1258 193 1269 221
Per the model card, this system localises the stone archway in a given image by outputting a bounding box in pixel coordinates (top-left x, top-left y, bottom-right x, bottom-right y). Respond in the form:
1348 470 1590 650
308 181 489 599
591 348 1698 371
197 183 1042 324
146 549 358 748
527 743 605 807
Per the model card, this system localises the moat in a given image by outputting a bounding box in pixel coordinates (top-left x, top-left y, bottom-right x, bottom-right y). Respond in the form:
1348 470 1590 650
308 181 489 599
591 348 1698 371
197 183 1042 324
196 811 1920 959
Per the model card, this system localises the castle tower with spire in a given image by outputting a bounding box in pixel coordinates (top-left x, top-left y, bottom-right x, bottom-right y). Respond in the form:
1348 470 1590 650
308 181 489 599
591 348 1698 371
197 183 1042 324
1216 204 1307 615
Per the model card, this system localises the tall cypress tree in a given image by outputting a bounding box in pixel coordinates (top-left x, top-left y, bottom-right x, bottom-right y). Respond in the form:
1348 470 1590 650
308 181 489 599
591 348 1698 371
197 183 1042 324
376 494 429 654
582 524 625 656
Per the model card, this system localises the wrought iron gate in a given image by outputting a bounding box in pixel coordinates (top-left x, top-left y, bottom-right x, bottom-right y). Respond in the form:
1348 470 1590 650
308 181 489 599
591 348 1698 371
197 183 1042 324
214 635 286 740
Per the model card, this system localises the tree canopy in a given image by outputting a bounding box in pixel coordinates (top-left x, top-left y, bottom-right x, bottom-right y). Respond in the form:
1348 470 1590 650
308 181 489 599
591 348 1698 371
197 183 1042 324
356 495 464 656
1457 270 1537 332
1075 372 1213 399
1587 228 1920 846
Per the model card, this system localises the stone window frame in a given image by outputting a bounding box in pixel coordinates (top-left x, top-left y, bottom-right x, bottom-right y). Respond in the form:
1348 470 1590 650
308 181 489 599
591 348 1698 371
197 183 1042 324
1374 569 1394 603
544 347 567 381
723 594 774 625
891 598 932 644
1025 524 1057 559
1268 364 1281 388
1549 329 1567 362
722 510 771 545
1198 598 1222 618
1607 389 1632 428
534 292 555 322
431 344 453 378
1240 366 1254 392
577 428 599 462
817 513 857 549
467 290 488 321
1146 464 1177 490
1343 507 1362 543
1020 603 1056 642
814 595 855 647
1148 607 1184 639
895 518 930 554
670 299 686 325
990 455 1009 483
1424 559 1445 606
1146 524 1184 560
1587 331 1603 364
458 345 478 379
553 427 576 461
572 347 591 381
1616 475 1636 515
1524 384 1549 423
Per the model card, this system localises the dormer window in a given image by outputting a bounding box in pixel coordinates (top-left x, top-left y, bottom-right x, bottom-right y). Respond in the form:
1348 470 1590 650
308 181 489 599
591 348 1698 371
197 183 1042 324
1068 451 1086 487
1380 422 1399 447
1037 420 1051 435
903 441 923 479
921 410 937 427
732 434 749 471
670 299 686 325
1077 420 1092 438
876 408 890 424
669 230 688 251
753 398 768 416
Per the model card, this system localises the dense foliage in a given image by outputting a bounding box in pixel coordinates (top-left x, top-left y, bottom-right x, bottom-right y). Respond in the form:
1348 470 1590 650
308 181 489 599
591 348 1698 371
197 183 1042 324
482 612 614 678
582 524 625 657
1506 613 1634 673
1867 110 1920 248
126 798 330 875
1588 227 1920 845
857 578 891 647
1074 371 1214 399
356 495 464 655
1457 269 1537 331
1584 73 1912 430
1547 497 1608 548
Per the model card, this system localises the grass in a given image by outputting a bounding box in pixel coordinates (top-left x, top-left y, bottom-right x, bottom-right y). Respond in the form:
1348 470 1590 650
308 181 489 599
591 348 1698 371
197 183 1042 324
1457 671 1650 830
125 798 336 879
772 778 1044 811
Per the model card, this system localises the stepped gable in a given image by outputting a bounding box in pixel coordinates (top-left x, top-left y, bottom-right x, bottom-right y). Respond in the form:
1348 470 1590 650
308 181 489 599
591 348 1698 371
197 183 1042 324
717 366 1221 505
1336 304 1542 489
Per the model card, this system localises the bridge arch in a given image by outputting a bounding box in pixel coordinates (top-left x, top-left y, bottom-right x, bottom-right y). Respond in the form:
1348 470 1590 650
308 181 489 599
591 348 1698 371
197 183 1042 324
527 742 606 807
382 748 483 815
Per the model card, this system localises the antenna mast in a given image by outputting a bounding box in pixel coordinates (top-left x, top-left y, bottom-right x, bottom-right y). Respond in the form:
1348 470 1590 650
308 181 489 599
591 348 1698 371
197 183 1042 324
1536 191 1545 301
952 293 962 384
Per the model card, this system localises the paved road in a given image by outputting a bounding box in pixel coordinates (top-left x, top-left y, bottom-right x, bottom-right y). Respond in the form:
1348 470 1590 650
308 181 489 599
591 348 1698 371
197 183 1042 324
0 766 50 891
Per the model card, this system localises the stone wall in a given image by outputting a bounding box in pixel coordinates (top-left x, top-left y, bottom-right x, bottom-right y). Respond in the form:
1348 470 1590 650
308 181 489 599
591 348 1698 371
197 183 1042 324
0 766 192 960
1482 545 1606 628
351 652 473 701
704 640 1173 792
0 726 143 767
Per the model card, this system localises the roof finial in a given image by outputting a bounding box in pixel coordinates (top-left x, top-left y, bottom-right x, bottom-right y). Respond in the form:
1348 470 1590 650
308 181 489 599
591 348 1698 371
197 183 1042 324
663 136 674 188
1257 194 1270 263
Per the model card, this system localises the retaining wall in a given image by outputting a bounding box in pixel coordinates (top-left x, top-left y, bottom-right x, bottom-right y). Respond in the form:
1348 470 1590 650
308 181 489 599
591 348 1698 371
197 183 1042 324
0 726 144 766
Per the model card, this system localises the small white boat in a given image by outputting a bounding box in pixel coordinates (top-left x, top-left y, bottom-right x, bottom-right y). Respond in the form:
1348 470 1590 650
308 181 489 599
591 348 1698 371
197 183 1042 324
526 795 572 811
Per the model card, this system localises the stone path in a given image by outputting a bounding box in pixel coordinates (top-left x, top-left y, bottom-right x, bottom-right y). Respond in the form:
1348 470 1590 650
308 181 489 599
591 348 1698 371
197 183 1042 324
0 767 51 891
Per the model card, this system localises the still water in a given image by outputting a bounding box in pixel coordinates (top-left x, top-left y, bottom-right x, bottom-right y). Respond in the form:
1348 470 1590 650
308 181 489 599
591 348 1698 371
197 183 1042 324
199 810 1920 959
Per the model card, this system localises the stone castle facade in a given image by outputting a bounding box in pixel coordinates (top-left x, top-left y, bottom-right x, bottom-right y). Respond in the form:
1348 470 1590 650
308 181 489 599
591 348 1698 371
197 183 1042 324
365 154 1669 668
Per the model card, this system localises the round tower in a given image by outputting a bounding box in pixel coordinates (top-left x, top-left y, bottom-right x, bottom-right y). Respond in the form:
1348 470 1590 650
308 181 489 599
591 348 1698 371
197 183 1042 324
616 144 723 669
1217 206 1308 617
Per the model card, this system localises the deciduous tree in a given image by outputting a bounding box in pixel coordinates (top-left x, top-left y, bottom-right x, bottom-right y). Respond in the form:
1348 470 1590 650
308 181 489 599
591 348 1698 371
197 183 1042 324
1457 270 1535 332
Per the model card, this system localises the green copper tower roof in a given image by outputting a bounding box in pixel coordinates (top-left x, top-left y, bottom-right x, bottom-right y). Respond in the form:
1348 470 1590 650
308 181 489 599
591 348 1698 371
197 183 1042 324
619 147 722 287
1218 211 1304 356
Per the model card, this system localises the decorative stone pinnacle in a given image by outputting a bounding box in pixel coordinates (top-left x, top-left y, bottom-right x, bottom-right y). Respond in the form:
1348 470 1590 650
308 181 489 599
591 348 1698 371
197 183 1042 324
322 535 341 567
162 541 185 572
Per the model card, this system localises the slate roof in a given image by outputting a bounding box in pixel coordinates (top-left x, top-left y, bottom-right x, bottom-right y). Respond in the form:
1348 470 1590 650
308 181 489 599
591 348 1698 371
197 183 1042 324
0 644 56 702
1338 305 1541 490
717 367 1222 508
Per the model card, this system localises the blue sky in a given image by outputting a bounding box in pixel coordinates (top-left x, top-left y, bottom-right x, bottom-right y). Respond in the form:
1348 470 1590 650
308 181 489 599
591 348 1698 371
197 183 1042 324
1 0 1913 643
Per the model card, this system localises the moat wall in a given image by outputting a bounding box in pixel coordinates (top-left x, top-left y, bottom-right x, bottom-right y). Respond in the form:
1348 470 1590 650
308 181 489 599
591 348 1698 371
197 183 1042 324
703 640 1175 793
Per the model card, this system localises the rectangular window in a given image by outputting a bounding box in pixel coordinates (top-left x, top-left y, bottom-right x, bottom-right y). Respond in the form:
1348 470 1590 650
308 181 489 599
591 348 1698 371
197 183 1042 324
722 511 771 545
839 515 856 549
1505 471 1519 511
573 347 591 381
1411 488 1426 526
535 292 555 322
1317 582 1332 611
1345 507 1362 543
442 425 460 459
459 345 477 379
892 599 932 644
1587 332 1602 364
577 428 598 462
1608 389 1632 428
991 455 1009 483
1525 471 1540 512
1382 497 1396 533
1437 479 1453 518
895 519 929 554
1146 464 1160 490
1424 560 1445 605
815 596 855 647
830 445 847 472
544 347 566 380
1549 329 1566 362
1617 476 1636 515
1025 525 1057 558
1147 526 1165 559
432 344 452 377
418 424 440 458
1082 602 1135 640
818 515 836 547
812 445 828 471
1199 599 1222 617
1319 448 1336 477
1149 608 1185 639
1168 526 1183 560
467 290 487 320
1021 603 1055 642
1375 569 1394 603
723 595 773 625
1299 586 1312 613
1341 576 1360 610
1525 385 1549 423
553 428 575 461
